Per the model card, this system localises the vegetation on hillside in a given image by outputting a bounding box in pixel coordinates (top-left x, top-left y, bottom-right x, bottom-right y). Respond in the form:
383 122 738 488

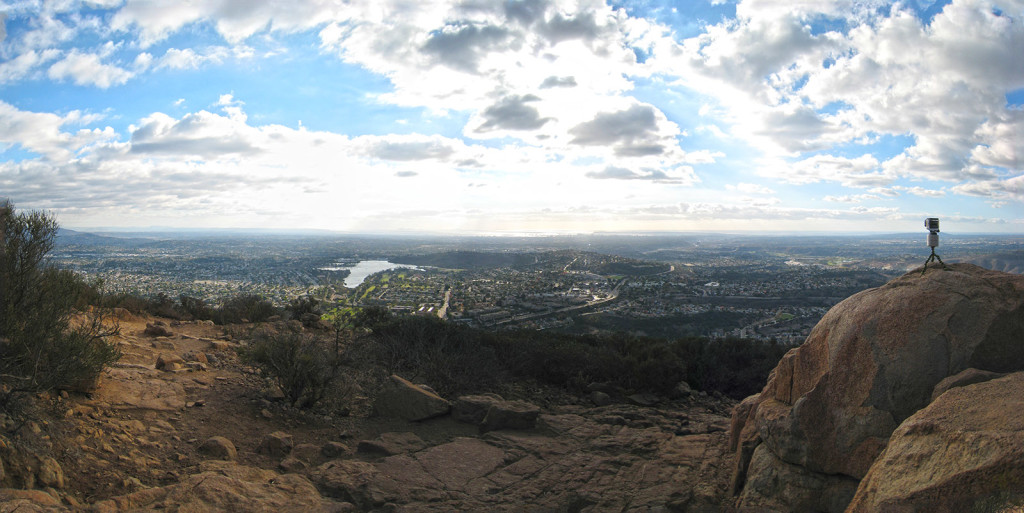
350 310 790 401
0 203 121 407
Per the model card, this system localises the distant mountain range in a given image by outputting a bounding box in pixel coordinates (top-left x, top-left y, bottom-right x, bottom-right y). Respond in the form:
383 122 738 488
55 228 156 247
965 252 1024 274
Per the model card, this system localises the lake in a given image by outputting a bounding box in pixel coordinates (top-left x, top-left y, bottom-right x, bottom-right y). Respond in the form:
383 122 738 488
342 260 418 288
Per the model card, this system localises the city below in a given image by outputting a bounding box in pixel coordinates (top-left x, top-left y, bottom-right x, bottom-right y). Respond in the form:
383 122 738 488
54 230 1024 342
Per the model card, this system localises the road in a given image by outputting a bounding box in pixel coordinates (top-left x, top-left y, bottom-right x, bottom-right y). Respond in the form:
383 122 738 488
491 277 627 326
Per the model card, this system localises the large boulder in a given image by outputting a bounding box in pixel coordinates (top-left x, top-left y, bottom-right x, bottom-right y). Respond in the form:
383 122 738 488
848 371 1024 512
372 375 450 421
730 264 1024 511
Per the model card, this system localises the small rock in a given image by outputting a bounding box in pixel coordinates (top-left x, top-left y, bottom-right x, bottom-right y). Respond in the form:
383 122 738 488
292 443 322 464
258 431 294 457
356 432 427 456
144 323 174 337
590 391 612 406
151 339 176 350
321 441 349 458
279 456 309 473
156 353 185 372
183 351 209 364
452 394 504 425
627 393 660 407
37 457 64 489
672 381 694 398
209 340 232 351
122 477 145 491
480 399 541 433
265 384 286 401
198 436 237 461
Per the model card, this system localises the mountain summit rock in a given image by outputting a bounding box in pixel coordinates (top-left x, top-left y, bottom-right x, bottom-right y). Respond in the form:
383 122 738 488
729 263 1024 512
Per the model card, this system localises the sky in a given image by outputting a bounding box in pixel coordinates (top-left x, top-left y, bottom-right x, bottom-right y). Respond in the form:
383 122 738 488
0 0 1021 234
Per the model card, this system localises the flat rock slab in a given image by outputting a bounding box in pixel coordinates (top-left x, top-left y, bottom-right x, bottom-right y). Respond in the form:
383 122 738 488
89 368 187 411
356 432 428 456
316 406 735 512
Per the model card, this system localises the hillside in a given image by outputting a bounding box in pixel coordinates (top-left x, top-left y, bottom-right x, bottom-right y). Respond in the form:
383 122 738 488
0 314 738 511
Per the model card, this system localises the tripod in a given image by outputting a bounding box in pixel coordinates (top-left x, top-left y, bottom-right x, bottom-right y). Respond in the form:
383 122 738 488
921 246 946 274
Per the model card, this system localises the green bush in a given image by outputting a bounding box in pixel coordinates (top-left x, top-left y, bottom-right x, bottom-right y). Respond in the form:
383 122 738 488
239 327 342 408
0 203 121 404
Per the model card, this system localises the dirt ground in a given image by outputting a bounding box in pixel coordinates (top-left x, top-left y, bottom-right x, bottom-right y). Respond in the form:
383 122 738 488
20 314 476 504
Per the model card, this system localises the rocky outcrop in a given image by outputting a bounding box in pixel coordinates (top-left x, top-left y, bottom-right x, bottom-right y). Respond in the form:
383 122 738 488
848 371 1024 512
730 264 1024 512
372 375 450 421
92 461 347 512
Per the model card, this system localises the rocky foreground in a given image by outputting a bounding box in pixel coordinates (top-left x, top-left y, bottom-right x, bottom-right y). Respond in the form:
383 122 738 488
2 262 1023 512
0 312 737 511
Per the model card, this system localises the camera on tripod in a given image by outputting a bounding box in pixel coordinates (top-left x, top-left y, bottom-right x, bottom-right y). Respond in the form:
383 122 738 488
925 218 939 248
921 217 945 272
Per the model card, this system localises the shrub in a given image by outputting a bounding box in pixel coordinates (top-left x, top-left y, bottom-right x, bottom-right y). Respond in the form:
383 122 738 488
239 327 342 408
285 296 320 320
0 203 121 404
178 295 212 321
356 315 791 400
212 294 278 324
364 315 505 397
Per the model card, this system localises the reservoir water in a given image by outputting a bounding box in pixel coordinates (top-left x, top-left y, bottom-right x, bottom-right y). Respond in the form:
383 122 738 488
342 260 418 288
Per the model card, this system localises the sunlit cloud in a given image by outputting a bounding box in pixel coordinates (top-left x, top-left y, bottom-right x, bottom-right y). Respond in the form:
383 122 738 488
0 0 1018 232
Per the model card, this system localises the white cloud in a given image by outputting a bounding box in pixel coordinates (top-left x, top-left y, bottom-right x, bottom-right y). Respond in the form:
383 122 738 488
952 173 1024 202
759 154 891 187
896 185 946 198
109 0 349 47
648 0 1023 197
727 182 776 195
823 194 880 203
585 164 698 184
0 100 117 161
47 50 134 88
0 48 60 83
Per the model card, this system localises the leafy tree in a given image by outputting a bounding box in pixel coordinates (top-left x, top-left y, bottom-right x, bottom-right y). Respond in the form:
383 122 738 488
0 202 120 405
